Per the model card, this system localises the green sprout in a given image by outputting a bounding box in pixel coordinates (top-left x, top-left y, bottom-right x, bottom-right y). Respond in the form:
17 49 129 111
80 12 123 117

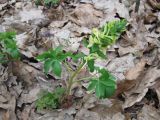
36 19 127 109
0 32 20 63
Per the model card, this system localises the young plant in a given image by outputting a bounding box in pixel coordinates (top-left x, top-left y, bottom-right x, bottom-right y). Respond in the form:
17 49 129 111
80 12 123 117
36 19 127 109
35 0 60 7
0 32 20 63
36 87 65 110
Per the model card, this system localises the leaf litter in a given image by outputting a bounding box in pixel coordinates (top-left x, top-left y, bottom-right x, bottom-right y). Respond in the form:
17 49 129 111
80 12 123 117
0 0 160 119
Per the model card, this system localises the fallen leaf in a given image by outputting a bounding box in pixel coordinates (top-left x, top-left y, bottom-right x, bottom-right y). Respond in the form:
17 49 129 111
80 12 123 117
75 109 101 120
107 54 135 81
19 8 45 23
70 4 103 28
123 67 160 109
137 105 160 120
125 59 146 80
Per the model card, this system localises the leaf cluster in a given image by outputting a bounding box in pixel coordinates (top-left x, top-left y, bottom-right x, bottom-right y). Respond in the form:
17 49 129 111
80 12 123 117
36 87 65 110
85 19 127 72
36 46 84 77
35 0 60 7
88 68 116 98
0 32 20 63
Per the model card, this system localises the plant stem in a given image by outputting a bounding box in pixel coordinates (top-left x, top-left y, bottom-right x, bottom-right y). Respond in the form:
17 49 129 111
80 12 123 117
66 61 86 96
73 77 93 83
63 62 73 73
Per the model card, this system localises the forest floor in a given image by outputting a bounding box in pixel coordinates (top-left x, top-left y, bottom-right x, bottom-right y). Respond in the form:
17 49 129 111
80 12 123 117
0 0 160 120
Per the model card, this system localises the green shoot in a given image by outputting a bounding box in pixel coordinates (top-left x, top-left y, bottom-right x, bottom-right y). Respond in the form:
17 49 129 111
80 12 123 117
36 19 127 109
35 0 60 7
36 87 65 110
0 32 20 63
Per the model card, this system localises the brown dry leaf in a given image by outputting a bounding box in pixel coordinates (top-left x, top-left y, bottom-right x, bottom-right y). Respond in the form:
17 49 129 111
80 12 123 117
70 4 103 28
156 87 160 102
152 79 160 102
147 0 160 10
114 59 146 96
0 0 7 4
91 100 125 120
0 65 8 82
75 108 101 120
123 67 160 109
19 84 41 104
21 105 33 120
12 61 39 85
125 59 146 80
118 20 148 56
137 105 160 120
107 54 135 81
144 12 158 24
93 0 129 20
46 6 64 20
0 96 17 120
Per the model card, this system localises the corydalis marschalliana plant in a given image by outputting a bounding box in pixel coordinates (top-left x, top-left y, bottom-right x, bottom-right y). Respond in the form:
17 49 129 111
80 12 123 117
36 19 127 109
35 0 60 7
0 32 20 63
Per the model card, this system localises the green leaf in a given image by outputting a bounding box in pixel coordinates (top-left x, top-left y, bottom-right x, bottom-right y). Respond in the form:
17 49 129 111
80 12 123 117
87 59 95 72
88 68 116 99
96 50 106 59
55 45 63 55
44 59 54 73
36 52 53 61
54 87 65 98
52 61 61 77
87 79 97 91
36 46 73 77
71 52 85 61
95 80 106 98
82 38 89 47
57 52 72 61
89 44 100 53
0 31 20 63
87 20 127 61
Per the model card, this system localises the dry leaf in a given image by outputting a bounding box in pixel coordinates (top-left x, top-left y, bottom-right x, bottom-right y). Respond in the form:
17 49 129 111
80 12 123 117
125 59 146 80
70 4 103 28
123 67 160 109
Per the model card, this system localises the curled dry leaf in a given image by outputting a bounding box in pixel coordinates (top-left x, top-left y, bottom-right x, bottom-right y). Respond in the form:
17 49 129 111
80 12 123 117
12 61 39 85
75 109 101 120
93 0 130 21
91 100 125 120
125 59 146 80
123 67 160 109
0 65 8 82
115 59 146 96
148 0 160 10
144 13 158 24
0 0 7 4
107 54 135 81
19 8 45 23
19 85 41 104
70 4 103 28
137 105 160 120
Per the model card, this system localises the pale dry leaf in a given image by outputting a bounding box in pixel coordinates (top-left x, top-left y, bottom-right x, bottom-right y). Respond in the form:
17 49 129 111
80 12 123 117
19 85 41 104
91 99 124 120
93 0 129 20
12 61 39 85
125 59 146 80
75 109 101 120
123 67 160 109
70 4 103 28
19 8 45 23
137 105 160 120
107 54 135 81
